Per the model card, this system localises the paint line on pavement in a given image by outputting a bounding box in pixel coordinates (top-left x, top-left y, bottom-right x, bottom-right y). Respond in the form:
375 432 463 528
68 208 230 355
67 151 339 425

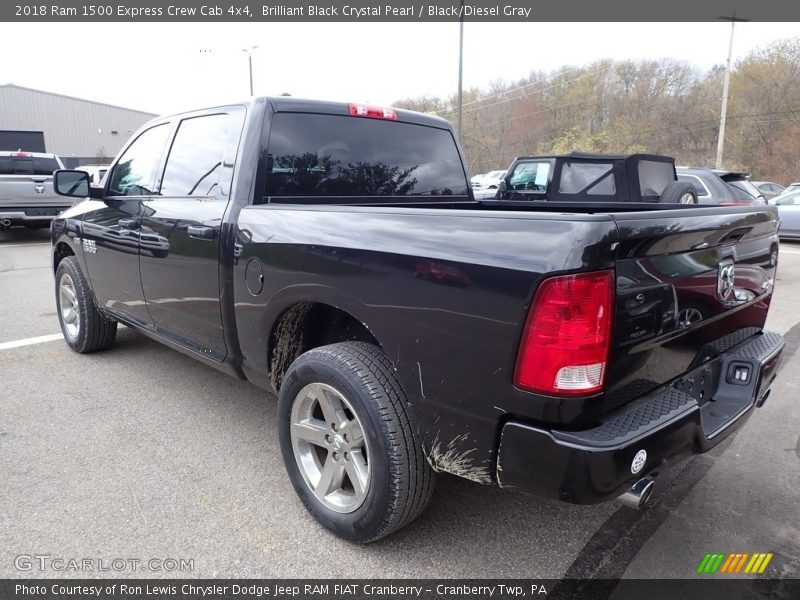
0 333 63 351
0 243 50 249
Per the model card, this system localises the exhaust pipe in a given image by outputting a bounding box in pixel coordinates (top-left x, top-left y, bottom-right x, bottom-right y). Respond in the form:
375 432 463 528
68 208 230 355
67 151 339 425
0 218 11 229
617 477 655 510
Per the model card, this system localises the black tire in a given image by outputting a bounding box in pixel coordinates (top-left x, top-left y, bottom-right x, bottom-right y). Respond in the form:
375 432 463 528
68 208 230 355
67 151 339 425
55 256 117 353
277 342 435 543
659 181 698 204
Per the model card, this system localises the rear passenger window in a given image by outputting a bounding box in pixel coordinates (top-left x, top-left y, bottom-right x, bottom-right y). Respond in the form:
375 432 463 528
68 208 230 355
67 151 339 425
262 113 468 199
638 160 673 196
559 162 616 195
159 110 244 197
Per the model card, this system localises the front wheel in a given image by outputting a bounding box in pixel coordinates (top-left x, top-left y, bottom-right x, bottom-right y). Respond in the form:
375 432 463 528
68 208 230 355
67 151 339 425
55 257 117 353
277 342 434 542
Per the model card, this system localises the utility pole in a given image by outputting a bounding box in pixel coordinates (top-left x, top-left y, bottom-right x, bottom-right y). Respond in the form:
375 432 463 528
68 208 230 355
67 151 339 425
715 13 749 169
456 0 464 140
242 46 258 96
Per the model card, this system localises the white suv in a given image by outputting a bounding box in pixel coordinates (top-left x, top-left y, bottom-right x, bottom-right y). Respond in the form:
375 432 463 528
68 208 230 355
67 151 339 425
472 169 507 199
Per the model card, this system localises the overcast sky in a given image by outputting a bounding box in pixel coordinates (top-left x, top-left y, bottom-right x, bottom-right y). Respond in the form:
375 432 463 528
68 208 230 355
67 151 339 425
6 22 799 115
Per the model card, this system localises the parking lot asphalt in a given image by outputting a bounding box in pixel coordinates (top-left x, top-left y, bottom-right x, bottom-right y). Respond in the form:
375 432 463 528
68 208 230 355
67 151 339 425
1 227 799 580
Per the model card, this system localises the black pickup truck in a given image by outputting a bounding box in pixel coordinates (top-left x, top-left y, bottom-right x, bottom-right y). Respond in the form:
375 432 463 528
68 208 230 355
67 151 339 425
51 97 784 542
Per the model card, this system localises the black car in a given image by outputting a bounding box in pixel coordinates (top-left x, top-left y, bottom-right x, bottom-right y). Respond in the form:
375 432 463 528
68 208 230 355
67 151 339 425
677 167 766 206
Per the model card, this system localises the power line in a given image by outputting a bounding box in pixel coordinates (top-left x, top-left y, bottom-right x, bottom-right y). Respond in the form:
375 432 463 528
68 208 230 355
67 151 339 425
431 64 606 116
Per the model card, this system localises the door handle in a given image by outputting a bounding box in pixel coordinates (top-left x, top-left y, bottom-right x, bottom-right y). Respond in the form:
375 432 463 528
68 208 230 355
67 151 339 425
187 225 217 240
118 218 139 230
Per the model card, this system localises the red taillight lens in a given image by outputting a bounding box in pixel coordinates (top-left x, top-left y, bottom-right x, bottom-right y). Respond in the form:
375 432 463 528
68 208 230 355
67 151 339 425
514 271 614 397
348 103 397 120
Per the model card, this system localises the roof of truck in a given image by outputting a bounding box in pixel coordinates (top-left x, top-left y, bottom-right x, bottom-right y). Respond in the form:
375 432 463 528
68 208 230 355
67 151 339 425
266 96 453 130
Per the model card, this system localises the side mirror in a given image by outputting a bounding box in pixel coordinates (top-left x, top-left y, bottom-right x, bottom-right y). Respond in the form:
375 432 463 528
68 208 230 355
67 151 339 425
54 170 105 199
497 179 507 198
54 170 91 198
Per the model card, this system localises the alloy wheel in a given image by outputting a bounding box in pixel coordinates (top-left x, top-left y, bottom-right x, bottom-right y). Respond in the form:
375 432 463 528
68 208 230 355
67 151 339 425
59 273 80 339
289 382 371 513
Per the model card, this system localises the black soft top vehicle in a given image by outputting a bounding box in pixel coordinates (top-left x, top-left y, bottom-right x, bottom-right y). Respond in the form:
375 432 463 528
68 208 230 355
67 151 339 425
496 152 698 205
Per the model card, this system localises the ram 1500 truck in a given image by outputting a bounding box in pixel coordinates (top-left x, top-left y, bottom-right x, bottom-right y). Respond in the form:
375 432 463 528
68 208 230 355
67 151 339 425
0 150 68 230
50 97 784 542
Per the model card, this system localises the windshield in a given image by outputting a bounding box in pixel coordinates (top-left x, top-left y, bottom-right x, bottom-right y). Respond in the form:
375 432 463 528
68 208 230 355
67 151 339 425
726 179 763 200
507 160 552 192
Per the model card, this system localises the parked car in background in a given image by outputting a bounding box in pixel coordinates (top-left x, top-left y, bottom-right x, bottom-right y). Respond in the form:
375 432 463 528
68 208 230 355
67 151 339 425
472 169 507 199
0 150 68 230
676 167 766 206
769 189 800 240
783 182 800 195
470 173 486 185
751 181 785 200
495 153 698 204
76 164 110 184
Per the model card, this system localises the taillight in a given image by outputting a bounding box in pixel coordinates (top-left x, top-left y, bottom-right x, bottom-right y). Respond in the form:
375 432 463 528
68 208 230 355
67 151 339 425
348 103 397 120
514 270 614 397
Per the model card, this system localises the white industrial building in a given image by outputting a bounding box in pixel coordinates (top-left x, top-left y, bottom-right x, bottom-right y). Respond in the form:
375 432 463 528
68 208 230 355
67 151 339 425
0 84 156 168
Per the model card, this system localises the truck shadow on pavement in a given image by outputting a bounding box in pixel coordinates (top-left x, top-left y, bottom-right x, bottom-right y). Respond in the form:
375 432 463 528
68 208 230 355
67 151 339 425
0 227 50 244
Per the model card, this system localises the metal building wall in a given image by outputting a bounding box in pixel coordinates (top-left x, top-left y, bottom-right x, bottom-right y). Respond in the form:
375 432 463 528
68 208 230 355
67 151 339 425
0 84 156 165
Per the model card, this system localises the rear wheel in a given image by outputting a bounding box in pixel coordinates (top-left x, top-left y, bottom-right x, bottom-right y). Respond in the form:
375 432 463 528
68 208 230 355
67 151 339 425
277 342 434 542
769 243 778 268
55 257 117 353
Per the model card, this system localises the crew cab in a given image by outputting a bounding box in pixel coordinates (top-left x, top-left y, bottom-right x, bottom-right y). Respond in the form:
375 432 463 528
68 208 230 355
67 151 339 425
50 97 784 542
0 150 67 230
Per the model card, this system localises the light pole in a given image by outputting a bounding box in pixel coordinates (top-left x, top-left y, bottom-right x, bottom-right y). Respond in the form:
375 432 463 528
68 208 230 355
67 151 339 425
456 1 464 141
241 46 258 96
715 14 748 169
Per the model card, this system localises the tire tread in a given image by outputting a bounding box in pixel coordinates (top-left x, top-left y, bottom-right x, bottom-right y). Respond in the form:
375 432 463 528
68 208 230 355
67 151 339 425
285 342 434 542
56 257 117 353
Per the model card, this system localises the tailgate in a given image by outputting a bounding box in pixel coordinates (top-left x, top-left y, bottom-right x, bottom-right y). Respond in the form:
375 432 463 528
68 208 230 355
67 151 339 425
604 206 780 412
0 175 62 205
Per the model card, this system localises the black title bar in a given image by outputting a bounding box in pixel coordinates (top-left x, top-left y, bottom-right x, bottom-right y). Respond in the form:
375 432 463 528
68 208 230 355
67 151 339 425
4 0 800 22
3 579 800 600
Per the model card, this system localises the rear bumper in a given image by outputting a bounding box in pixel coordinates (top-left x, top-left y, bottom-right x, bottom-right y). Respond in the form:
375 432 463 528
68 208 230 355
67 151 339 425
0 206 69 223
496 330 784 504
